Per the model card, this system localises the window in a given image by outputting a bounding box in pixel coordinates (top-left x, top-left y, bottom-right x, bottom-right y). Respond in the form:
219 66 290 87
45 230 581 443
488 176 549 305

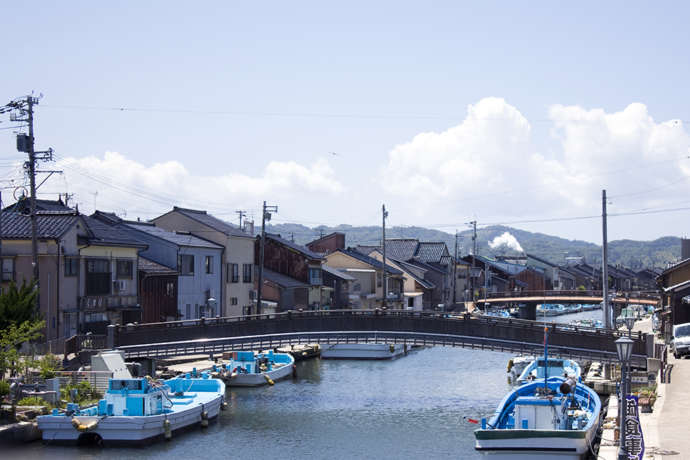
166 282 175 296
64 257 79 277
185 304 191 319
180 255 194 275
205 256 213 274
86 258 111 295
376 272 382 287
231 297 238 305
2 258 14 282
243 264 252 283
230 263 239 283
116 260 133 279
309 267 322 285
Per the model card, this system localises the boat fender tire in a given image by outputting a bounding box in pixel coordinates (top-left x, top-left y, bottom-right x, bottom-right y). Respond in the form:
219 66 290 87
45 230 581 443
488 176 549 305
389 345 395 354
201 409 209 428
163 418 172 440
507 359 514 372
292 364 297 379
71 417 99 432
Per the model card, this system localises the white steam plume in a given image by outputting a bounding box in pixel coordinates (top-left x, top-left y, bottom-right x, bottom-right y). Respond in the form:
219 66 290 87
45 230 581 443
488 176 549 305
488 232 524 253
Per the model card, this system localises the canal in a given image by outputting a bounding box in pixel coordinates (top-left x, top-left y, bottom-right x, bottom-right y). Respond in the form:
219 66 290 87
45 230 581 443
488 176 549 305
5 309 604 459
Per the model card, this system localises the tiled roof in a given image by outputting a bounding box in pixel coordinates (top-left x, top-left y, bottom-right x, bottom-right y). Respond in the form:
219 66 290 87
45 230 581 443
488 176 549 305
354 245 379 256
407 259 446 274
171 207 249 237
0 212 79 239
400 265 435 289
526 253 558 268
414 242 450 263
264 268 310 289
338 248 403 275
127 223 223 249
266 233 323 260
322 264 356 281
82 216 147 248
4 197 73 214
385 239 419 261
139 257 177 274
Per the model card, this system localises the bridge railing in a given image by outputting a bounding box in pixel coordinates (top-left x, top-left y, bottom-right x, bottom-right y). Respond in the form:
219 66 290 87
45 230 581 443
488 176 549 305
483 289 659 300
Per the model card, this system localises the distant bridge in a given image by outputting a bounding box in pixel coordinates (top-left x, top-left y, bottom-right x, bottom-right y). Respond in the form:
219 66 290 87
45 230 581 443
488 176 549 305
104 310 656 368
479 290 660 307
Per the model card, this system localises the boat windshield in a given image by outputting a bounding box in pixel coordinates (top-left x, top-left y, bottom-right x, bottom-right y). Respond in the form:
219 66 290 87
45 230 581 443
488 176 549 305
674 324 690 338
536 359 564 367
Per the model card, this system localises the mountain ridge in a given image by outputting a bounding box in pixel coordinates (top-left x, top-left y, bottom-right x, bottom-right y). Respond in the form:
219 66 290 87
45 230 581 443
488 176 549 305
263 223 680 270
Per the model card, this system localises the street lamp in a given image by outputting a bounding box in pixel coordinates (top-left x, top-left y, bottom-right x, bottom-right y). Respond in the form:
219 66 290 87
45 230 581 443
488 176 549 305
615 336 634 460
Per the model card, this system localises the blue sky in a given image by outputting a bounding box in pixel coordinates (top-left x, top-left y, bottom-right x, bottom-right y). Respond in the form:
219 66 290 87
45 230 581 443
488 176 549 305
2 1 690 246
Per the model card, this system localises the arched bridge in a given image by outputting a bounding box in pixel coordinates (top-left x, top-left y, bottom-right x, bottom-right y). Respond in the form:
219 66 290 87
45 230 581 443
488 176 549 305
481 290 659 306
107 310 656 367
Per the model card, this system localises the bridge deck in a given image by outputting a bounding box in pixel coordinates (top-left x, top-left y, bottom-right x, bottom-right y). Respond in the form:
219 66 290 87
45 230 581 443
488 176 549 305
481 296 658 305
111 310 654 367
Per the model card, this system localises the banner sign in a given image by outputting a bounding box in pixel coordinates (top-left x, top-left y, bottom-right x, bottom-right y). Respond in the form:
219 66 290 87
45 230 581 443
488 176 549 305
624 395 645 460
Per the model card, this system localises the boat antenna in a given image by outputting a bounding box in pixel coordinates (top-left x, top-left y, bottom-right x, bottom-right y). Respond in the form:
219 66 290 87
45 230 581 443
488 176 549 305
543 325 549 391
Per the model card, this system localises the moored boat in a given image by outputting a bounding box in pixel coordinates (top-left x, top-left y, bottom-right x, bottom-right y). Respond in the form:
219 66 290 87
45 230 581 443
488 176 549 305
217 350 295 386
320 343 406 359
37 374 225 445
506 356 535 385
474 376 601 459
515 358 581 386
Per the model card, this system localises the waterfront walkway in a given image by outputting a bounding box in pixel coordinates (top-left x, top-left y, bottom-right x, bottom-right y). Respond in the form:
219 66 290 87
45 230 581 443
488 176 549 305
656 354 689 459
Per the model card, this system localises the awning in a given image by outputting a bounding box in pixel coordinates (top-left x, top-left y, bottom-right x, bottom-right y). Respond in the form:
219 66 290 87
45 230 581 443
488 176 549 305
404 292 424 298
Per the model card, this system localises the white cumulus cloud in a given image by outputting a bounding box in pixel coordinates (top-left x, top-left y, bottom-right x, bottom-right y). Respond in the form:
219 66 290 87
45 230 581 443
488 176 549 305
56 152 344 218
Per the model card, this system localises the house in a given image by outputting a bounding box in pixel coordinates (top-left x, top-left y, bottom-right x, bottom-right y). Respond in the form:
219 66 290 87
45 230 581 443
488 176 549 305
525 254 576 290
152 207 255 317
78 216 146 332
0 210 84 349
138 257 178 323
567 263 601 290
356 238 454 309
635 268 660 291
255 233 324 312
324 248 403 309
321 265 355 309
306 232 345 255
368 249 434 311
3 196 73 214
92 212 224 320
656 258 690 342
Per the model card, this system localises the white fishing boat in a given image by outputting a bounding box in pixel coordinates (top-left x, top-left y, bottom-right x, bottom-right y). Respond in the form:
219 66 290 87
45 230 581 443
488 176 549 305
319 343 406 359
217 350 294 386
37 374 225 445
506 356 535 385
515 357 581 386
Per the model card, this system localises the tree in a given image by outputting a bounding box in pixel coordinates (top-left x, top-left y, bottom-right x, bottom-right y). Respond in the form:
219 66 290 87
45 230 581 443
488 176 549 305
0 281 39 330
0 320 44 379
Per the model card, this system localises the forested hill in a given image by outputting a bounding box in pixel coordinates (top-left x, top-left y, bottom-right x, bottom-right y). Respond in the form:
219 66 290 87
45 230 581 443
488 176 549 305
264 223 681 270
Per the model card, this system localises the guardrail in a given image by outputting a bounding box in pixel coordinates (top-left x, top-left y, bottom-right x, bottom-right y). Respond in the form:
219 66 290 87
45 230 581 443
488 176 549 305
483 289 660 300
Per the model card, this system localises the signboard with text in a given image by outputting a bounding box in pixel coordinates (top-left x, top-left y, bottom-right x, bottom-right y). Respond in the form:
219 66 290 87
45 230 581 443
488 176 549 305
624 395 645 460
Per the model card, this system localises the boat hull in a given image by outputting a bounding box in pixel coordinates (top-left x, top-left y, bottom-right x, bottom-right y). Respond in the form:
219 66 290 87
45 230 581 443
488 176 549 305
225 361 294 387
475 428 596 459
319 343 406 359
37 394 223 445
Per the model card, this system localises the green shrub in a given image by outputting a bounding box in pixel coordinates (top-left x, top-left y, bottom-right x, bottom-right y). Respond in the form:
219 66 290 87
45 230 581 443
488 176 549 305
61 380 102 406
17 396 50 407
38 353 62 379
0 380 10 397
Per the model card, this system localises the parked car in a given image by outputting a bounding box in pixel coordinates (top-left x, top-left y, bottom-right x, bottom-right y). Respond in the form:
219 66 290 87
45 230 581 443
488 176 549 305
671 322 690 359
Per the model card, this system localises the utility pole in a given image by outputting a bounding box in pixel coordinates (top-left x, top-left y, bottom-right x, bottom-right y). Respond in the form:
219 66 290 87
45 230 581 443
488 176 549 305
467 221 477 305
236 210 246 231
256 201 277 315
453 231 459 306
602 189 611 329
382 204 388 308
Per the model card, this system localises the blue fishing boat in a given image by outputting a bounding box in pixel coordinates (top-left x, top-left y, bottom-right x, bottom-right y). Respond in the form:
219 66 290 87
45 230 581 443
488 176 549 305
37 374 225 445
475 326 601 459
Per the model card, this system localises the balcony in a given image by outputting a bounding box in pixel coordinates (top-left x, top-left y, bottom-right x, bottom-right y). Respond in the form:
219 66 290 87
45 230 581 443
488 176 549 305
79 295 139 311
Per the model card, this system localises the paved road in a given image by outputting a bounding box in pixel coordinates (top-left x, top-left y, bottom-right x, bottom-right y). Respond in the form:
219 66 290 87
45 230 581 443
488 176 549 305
660 355 690 459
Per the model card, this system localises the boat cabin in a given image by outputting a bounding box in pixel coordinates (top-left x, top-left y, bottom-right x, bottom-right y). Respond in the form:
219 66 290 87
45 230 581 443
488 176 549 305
100 378 165 416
